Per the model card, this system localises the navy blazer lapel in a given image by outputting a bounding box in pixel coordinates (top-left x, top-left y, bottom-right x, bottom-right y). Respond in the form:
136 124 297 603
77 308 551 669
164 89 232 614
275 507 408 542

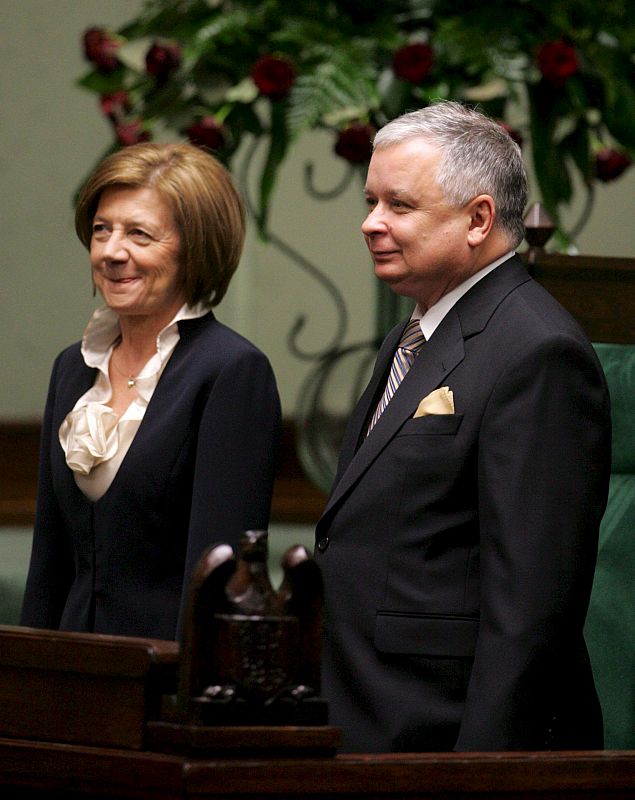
104 312 216 472
321 254 532 523
56 354 96 417
125 312 214 426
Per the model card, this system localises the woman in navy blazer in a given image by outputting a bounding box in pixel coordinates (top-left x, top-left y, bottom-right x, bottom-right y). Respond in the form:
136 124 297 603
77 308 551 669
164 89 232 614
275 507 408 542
20 143 281 640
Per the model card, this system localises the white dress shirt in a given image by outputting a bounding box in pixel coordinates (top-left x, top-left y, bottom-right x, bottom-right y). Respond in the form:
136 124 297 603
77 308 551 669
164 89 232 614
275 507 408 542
415 251 515 339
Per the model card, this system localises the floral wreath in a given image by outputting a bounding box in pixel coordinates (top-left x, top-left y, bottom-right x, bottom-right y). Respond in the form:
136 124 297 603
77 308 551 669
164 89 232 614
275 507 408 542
79 0 633 242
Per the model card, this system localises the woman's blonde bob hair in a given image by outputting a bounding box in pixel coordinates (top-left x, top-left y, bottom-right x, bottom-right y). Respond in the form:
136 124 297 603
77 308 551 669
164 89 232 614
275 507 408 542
75 142 245 307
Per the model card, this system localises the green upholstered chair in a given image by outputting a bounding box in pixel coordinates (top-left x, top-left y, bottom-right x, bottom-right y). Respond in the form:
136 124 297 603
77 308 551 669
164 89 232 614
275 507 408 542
585 343 635 749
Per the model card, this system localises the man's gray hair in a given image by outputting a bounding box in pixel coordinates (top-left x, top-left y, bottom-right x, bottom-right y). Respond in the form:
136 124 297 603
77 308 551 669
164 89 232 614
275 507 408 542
373 101 528 247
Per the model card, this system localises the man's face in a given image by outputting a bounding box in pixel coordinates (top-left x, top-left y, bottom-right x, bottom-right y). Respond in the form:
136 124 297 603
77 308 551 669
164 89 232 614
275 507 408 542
362 138 477 309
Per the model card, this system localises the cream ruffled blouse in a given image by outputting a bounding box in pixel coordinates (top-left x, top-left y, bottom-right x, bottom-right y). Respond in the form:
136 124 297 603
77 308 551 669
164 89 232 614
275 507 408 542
59 302 208 501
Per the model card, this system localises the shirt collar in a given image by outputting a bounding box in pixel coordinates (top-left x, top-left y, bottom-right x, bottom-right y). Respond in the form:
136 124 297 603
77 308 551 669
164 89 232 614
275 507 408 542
414 251 515 340
81 302 209 374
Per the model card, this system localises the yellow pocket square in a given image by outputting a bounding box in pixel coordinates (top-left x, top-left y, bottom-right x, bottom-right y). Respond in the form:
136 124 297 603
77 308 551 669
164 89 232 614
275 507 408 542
414 387 454 417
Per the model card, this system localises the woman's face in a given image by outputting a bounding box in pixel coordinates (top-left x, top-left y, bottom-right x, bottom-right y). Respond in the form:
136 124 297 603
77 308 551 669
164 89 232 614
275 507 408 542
90 185 185 324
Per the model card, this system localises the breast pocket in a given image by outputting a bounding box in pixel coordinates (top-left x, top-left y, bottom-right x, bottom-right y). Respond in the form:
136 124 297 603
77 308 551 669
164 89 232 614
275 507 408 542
374 611 479 657
397 414 464 437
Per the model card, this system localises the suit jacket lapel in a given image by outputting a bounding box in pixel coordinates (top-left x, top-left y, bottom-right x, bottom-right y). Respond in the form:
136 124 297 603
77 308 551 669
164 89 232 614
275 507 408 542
333 321 405 483
320 254 532 524
322 309 465 521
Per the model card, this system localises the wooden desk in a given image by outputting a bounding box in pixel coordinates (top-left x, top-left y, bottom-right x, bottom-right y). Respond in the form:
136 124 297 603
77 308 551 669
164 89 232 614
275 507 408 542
523 251 635 344
0 739 634 799
1 627 633 798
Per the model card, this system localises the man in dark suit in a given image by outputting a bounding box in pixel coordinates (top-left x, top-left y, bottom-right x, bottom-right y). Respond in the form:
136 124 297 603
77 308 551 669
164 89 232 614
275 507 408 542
315 101 611 752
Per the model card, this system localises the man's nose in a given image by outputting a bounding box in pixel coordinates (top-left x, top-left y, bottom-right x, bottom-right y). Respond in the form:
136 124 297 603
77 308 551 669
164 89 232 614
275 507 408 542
361 205 386 237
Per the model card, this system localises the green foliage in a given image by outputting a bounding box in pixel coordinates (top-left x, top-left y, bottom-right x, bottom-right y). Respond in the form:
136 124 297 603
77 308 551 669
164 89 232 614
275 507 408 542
288 49 380 141
79 0 635 236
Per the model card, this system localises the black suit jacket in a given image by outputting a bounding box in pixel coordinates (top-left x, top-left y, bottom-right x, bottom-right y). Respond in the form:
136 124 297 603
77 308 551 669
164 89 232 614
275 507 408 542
21 312 281 640
315 256 611 752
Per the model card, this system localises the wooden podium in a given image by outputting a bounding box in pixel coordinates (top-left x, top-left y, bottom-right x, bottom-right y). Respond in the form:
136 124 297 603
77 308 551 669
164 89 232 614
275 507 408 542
0 624 178 751
0 625 634 799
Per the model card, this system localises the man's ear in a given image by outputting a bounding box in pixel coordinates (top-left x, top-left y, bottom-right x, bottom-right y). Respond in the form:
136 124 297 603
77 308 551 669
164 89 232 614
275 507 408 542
467 194 495 246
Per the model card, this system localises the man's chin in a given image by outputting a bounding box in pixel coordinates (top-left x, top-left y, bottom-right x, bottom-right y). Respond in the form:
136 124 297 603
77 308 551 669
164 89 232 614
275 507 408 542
375 269 408 291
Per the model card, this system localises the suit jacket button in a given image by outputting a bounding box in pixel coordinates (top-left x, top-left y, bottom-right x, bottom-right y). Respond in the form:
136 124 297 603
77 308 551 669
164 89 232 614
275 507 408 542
317 537 330 552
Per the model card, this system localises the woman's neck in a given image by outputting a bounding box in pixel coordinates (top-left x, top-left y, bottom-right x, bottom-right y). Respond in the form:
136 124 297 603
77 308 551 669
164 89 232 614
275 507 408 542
115 302 183 365
119 302 183 358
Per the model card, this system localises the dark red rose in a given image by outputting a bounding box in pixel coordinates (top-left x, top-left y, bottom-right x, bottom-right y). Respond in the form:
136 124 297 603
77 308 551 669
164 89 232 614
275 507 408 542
114 121 151 147
595 148 632 182
99 91 131 122
82 27 120 73
185 116 226 151
334 122 375 164
145 42 181 83
251 55 295 100
537 41 579 87
498 121 523 148
392 43 434 84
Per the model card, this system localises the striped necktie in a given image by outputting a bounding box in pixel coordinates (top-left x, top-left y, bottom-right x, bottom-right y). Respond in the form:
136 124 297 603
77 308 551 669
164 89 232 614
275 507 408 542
367 318 426 434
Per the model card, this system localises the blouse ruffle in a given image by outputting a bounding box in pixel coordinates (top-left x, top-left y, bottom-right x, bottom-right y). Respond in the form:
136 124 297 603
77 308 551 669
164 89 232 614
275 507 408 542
59 403 119 476
58 303 208 499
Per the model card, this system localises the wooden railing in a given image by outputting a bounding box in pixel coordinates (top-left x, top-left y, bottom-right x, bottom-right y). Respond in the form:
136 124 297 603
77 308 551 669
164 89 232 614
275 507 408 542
0 626 633 799
0 739 634 798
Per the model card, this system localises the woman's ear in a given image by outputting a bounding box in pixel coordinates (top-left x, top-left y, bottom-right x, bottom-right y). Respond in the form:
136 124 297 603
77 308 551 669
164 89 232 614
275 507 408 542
467 194 495 246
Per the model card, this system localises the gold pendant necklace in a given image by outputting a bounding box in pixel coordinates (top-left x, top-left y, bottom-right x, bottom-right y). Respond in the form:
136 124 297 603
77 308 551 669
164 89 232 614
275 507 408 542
110 351 139 389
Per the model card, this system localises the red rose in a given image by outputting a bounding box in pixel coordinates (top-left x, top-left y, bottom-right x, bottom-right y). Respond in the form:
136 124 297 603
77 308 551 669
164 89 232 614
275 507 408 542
82 27 120 73
114 121 151 147
185 116 226 151
595 148 632 182
145 42 181 83
99 91 131 122
537 41 579 87
334 122 375 164
251 55 295 100
392 43 434 84
498 121 523 148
